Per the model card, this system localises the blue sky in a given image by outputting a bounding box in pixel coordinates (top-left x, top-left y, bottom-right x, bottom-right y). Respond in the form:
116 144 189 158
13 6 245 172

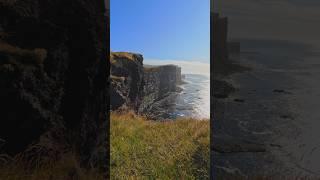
110 0 210 64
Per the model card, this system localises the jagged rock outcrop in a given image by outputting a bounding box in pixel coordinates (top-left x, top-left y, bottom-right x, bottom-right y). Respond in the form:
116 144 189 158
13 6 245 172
110 52 182 118
0 0 108 170
110 52 144 111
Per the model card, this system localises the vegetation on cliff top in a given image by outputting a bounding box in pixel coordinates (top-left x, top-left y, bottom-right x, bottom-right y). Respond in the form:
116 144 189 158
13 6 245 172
110 52 143 64
110 112 210 179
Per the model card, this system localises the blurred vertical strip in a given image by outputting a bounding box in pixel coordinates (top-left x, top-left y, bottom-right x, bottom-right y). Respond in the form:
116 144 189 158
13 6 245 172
105 0 110 178
210 0 229 179
210 0 214 179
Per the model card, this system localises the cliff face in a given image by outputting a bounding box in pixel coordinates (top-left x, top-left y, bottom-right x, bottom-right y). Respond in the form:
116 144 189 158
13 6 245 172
110 52 144 111
139 65 182 115
110 52 181 118
212 13 228 61
0 0 108 169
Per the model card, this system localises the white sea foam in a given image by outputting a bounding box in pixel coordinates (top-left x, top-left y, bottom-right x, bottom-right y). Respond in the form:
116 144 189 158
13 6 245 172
174 74 210 120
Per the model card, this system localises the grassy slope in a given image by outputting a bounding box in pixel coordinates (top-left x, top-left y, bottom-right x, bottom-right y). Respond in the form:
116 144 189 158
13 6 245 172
110 112 210 179
0 153 104 180
0 112 209 180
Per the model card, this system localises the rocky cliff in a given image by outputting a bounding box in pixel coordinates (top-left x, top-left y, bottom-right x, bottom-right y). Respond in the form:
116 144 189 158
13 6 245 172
110 52 182 118
0 0 108 170
212 13 228 61
140 65 182 117
110 52 144 111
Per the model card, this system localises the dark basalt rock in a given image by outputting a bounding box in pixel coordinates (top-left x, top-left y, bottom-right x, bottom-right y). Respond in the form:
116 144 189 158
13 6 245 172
110 52 144 111
110 52 182 119
141 64 182 116
213 80 236 99
0 0 108 170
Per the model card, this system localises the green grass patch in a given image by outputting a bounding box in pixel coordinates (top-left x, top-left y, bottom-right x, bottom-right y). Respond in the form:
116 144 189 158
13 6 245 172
110 112 210 179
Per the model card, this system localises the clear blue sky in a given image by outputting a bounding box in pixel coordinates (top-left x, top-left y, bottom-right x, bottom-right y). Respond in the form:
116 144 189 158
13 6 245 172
110 0 210 63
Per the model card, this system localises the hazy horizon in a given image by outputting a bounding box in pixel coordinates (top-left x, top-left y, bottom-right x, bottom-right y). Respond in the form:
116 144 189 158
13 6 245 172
144 59 210 75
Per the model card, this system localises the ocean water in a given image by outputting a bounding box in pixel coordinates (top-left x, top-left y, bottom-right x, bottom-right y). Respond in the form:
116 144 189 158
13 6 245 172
213 39 320 176
168 74 210 120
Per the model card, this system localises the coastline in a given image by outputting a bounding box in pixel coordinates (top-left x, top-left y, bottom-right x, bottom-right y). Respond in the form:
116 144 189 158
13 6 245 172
213 39 320 177
110 52 210 178
110 52 210 120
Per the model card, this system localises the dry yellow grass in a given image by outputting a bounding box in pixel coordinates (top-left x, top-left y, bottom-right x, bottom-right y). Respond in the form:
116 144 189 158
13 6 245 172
0 152 104 180
110 112 210 179
110 52 142 63
110 75 125 81
0 112 209 179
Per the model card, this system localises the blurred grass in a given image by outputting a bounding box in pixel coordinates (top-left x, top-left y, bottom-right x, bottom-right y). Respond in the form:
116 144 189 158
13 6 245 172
0 112 209 180
110 112 210 179
0 152 104 180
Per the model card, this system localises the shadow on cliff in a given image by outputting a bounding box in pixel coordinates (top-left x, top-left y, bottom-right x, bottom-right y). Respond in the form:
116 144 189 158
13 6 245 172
0 0 109 177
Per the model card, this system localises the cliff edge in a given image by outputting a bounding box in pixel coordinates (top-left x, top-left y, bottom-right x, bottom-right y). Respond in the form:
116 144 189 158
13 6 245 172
110 52 144 111
110 52 182 119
